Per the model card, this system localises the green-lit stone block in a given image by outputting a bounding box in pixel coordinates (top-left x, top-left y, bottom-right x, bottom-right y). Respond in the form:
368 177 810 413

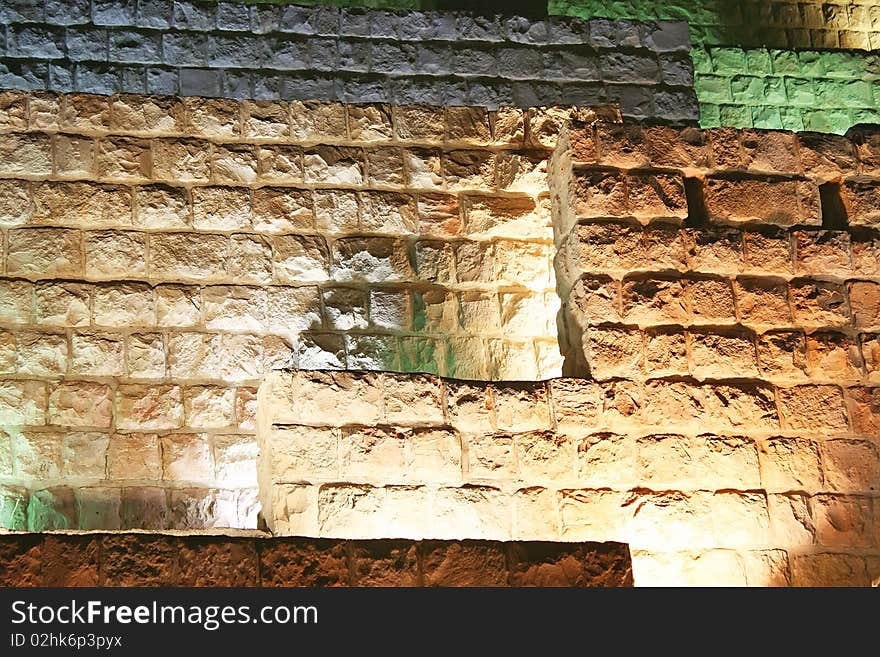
711 48 747 75
718 104 753 128
798 51 826 77
769 49 800 76
745 49 772 75
764 77 787 105
778 107 805 133
400 337 441 376
751 106 784 131
785 77 816 107
694 73 732 103
821 51 862 78
729 75 765 104
27 488 74 531
0 488 28 530
851 107 880 126
698 102 722 128
690 48 713 74
836 79 875 106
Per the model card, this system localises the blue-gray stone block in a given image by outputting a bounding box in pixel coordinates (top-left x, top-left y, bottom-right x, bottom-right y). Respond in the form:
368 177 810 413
545 16 590 45
338 39 371 74
109 29 161 64
66 27 108 62
280 72 335 101
48 62 75 91
216 1 250 32
264 37 309 71
8 24 66 59
389 76 446 106
367 10 398 40
208 34 264 68
251 5 281 35
0 0 44 24
370 41 416 76
338 74 388 104
93 0 137 26
252 72 281 100
307 38 339 72
513 80 563 107
75 63 120 94
455 14 503 42
45 0 91 26
653 87 699 121
120 65 146 92
503 16 551 45
589 19 642 50
0 60 48 89
561 81 607 106
545 48 600 81
179 66 220 96
162 32 206 66
172 0 214 31
311 7 340 37
146 65 178 94
136 0 173 29
466 78 513 110
221 68 250 99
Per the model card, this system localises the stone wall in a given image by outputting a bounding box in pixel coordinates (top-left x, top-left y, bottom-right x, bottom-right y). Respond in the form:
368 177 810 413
548 119 880 585
0 88 571 531
0 0 696 122
0 532 633 586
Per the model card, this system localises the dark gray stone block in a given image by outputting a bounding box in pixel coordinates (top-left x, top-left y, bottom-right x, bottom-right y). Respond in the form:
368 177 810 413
251 5 281 35
93 0 137 26
252 72 281 100
453 47 496 77
216 2 250 32
513 80 562 107
109 29 161 64
163 31 206 66
45 0 91 26
600 51 660 84
367 10 398 40
606 83 654 119
415 43 453 77
48 62 75 91
589 18 642 50
660 56 694 87
8 24 66 59
653 87 699 122
389 76 446 106
561 81 607 106
545 47 600 81
75 63 120 94
66 27 108 61
277 5 315 35
221 68 250 99
496 46 545 80
146 65 178 94
466 78 513 109
642 21 691 53
120 65 146 92
503 16 551 45
339 8 370 38
172 1 214 31
545 16 590 45
179 66 220 96
455 14 503 42
311 7 340 37
444 77 469 106
136 0 173 29
0 60 48 89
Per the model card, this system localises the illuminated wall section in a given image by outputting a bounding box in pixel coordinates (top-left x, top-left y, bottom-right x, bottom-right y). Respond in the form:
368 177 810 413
550 0 880 133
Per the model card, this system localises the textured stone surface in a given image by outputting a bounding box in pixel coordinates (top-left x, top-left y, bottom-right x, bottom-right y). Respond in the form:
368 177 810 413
0 4 695 121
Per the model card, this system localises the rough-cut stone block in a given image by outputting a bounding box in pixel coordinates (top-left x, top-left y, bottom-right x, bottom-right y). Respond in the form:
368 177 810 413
421 540 508 587
41 535 100 586
101 534 179 586
842 179 880 226
48 382 112 428
704 176 820 226
151 233 228 281
791 553 869 587
790 280 850 328
776 385 849 433
116 384 184 431
7 228 83 278
508 541 633 587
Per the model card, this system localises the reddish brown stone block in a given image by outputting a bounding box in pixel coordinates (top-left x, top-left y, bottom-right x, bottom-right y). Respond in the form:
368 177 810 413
350 540 420 587
101 534 179 586
420 540 508 586
0 535 41 587
704 176 820 226
177 537 260 587
508 541 633 587
258 538 350 587
41 535 99 586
